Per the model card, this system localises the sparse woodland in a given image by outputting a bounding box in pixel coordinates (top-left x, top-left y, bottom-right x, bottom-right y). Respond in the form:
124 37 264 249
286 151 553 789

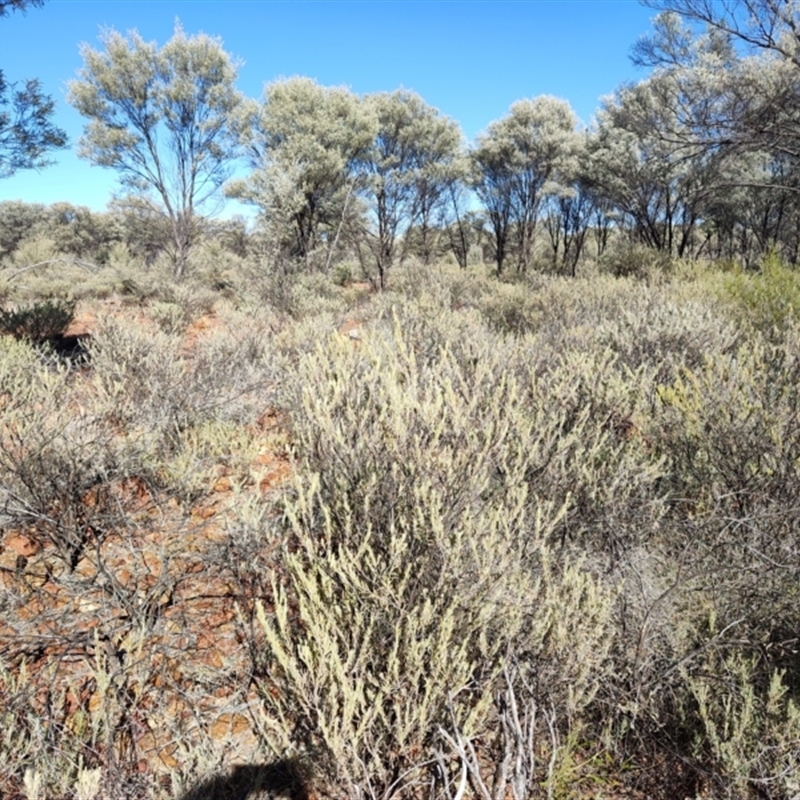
3 1 800 799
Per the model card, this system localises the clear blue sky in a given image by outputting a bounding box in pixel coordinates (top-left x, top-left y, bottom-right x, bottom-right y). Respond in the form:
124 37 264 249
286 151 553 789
0 0 657 216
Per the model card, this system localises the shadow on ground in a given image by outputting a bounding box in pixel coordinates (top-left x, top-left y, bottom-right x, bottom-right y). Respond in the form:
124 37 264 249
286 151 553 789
178 760 311 800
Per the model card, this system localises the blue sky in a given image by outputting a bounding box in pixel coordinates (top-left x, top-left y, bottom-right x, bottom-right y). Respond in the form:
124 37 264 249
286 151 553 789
0 0 657 215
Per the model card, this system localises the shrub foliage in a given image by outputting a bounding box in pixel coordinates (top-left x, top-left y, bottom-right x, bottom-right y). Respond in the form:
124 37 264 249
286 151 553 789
1 258 800 799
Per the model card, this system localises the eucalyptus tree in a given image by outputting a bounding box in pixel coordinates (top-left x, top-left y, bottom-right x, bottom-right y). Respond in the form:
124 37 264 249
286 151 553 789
441 163 482 268
638 0 800 66
406 129 468 267
471 131 514 274
357 89 463 287
631 10 800 263
68 23 243 278
634 7 800 261
700 149 800 264
0 200 48 257
541 134 598 277
738 154 800 262
633 8 789 150
229 77 375 268
107 195 173 266
0 0 67 178
590 71 721 257
472 96 580 274
47 202 123 262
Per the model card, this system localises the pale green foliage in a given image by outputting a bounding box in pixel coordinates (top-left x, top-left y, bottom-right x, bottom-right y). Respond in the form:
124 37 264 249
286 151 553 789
0 67 68 178
0 337 121 567
596 294 740 381
149 300 190 335
626 5 800 264
541 131 597 276
7 253 800 797
653 339 800 523
5 234 58 268
156 418 263 500
0 200 49 258
472 96 580 273
68 22 243 278
256 316 615 799
90 313 273 417
230 77 375 267
0 305 281 798
590 72 716 258
717 251 800 332
687 651 800 799
627 333 800 781
359 89 464 284
479 280 543 335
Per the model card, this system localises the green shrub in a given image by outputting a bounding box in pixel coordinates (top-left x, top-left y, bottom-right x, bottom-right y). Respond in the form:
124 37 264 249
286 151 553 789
685 651 800 799
480 282 542 335
87 315 276 498
0 335 122 567
651 339 800 528
595 297 740 382
609 333 800 791
0 297 75 342
717 250 800 333
330 260 353 287
149 300 188 334
599 241 672 280
6 235 59 269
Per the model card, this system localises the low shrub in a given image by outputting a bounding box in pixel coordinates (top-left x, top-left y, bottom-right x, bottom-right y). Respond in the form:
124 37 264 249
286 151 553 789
7 239 800 798
330 260 353 287
254 316 616 799
717 250 800 333
0 297 75 343
479 281 542 335
599 241 672 280
684 651 800 799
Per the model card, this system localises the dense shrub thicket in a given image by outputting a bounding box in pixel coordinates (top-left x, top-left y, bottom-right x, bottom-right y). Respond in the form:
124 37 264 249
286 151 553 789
6 1 800 793
1 250 800 799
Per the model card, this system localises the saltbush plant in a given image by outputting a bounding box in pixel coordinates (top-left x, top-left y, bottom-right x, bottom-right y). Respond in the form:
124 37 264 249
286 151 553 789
257 317 615 799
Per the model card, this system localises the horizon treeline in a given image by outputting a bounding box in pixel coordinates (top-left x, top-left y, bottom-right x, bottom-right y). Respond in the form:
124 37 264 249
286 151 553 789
6 3 800 284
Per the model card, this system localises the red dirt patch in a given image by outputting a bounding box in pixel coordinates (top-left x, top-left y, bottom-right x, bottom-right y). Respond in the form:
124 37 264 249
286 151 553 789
0 301 293 796
64 308 97 337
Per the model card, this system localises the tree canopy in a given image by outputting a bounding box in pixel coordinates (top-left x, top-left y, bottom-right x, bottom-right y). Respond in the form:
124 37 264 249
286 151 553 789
8 1 800 277
473 96 580 273
229 77 375 267
0 0 45 17
359 89 463 286
0 76 67 178
0 0 67 178
68 22 243 278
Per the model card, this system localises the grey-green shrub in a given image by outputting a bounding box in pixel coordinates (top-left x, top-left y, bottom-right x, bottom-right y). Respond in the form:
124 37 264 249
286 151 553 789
255 315 616 799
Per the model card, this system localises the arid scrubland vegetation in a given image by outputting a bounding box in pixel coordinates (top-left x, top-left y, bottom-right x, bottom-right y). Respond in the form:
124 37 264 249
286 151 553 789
4 0 800 798
3 233 800 800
